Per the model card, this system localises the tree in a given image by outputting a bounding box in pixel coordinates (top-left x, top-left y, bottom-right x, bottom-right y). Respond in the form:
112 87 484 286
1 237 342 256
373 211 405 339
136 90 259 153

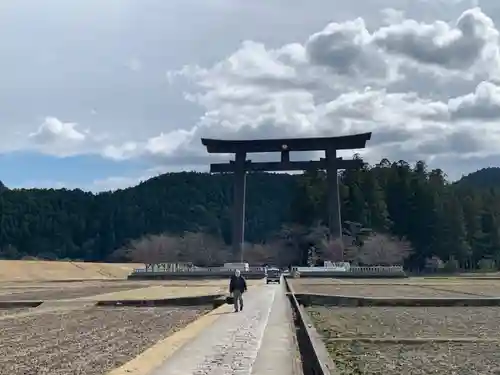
355 233 412 266
0 244 19 260
2 158 500 271
180 232 228 266
319 238 345 263
122 233 181 263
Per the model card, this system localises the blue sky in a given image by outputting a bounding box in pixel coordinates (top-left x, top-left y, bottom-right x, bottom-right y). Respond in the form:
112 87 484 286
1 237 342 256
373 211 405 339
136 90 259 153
2 0 500 191
0 153 148 189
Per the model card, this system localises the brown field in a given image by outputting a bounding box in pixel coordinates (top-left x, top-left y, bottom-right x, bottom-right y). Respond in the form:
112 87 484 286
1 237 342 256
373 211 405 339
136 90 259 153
0 260 141 282
0 306 210 375
0 261 268 375
308 306 500 339
324 341 500 375
0 275 261 375
0 308 24 317
303 277 500 374
290 277 500 297
0 283 150 301
0 279 262 302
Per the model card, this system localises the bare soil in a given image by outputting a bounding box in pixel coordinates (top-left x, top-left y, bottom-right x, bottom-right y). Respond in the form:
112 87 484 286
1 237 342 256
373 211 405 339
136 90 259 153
0 279 247 301
326 341 500 375
0 306 210 375
308 306 500 374
420 284 500 297
307 306 500 338
0 285 149 301
0 308 25 317
290 281 471 297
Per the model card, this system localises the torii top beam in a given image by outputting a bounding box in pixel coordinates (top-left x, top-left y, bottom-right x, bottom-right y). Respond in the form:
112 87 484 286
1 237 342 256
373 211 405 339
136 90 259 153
201 133 372 154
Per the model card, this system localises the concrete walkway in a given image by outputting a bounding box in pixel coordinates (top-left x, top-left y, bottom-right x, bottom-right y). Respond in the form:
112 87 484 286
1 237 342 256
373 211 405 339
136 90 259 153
151 282 301 375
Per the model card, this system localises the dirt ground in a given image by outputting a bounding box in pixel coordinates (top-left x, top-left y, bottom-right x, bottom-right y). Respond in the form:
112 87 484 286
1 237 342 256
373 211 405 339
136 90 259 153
308 306 500 339
290 277 500 297
325 341 500 375
0 306 210 375
0 284 150 301
307 305 500 374
0 279 261 302
290 281 470 297
0 308 25 317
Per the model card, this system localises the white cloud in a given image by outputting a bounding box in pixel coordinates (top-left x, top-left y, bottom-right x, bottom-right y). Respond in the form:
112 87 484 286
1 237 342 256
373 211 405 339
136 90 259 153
372 7 500 77
157 6 500 172
449 80 500 119
30 117 86 143
28 117 89 156
11 3 500 185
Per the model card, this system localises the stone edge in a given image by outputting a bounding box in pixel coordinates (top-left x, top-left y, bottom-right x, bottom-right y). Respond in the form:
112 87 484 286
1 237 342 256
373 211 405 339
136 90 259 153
0 294 226 310
284 277 338 375
105 301 232 375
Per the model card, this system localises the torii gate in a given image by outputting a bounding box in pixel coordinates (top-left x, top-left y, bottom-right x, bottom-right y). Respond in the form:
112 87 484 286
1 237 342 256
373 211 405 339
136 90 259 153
201 133 372 258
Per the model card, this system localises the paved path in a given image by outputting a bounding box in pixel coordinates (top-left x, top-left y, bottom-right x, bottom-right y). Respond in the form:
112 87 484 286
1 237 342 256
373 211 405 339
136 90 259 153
151 282 300 375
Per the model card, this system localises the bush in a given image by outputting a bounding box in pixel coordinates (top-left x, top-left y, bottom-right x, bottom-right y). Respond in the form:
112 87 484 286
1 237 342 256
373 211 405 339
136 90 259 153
443 257 459 273
477 258 497 272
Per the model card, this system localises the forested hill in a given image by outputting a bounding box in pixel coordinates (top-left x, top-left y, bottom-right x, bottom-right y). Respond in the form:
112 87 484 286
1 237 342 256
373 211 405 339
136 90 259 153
456 167 500 189
1 159 500 270
0 172 298 261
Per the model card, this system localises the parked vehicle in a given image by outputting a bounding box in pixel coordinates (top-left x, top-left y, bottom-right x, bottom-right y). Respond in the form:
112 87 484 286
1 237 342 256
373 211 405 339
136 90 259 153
265 267 281 284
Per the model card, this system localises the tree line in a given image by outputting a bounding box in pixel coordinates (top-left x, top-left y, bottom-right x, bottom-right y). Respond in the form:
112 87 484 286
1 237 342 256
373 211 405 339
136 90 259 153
0 160 499 271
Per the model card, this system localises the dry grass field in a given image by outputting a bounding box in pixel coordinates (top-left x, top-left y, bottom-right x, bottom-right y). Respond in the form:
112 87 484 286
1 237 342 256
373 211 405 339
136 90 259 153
0 260 141 282
300 277 500 374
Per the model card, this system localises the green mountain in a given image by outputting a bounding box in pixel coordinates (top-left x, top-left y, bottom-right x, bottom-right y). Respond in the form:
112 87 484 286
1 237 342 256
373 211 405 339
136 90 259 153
0 172 298 261
1 159 500 271
456 167 500 189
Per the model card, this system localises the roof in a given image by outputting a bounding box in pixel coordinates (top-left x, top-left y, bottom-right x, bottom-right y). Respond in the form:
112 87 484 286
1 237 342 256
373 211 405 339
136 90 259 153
201 133 372 154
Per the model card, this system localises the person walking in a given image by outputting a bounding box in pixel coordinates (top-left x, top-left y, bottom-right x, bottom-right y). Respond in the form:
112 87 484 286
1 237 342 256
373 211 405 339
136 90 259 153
229 269 247 312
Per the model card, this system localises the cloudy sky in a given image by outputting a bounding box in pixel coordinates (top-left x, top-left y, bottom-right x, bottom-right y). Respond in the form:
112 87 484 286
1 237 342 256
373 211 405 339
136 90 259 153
1 0 500 191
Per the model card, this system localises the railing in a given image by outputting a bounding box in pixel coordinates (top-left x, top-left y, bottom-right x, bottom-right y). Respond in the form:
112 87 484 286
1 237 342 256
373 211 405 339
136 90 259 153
134 265 403 274
132 265 266 274
350 266 404 273
292 265 404 273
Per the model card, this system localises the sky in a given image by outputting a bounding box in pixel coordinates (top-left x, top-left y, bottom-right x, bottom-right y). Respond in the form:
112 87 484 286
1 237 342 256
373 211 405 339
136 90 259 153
2 0 500 191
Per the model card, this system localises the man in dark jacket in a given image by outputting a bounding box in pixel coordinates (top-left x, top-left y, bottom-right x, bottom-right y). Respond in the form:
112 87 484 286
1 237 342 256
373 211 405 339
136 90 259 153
229 269 247 312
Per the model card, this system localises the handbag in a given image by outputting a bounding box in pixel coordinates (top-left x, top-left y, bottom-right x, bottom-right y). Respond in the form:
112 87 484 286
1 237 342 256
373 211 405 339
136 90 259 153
225 294 234 304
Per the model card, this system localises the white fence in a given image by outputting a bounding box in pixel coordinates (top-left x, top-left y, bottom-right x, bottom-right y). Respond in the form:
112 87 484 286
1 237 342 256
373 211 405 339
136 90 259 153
292 265 404 273
133 263 404 274
132 263 266 274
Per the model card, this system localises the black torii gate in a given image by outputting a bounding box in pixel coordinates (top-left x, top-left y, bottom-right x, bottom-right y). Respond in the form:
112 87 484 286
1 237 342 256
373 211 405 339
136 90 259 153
201 133 372 258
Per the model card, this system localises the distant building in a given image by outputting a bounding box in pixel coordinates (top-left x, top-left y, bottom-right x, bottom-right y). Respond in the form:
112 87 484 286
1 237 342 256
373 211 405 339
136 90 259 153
223 262 249 271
